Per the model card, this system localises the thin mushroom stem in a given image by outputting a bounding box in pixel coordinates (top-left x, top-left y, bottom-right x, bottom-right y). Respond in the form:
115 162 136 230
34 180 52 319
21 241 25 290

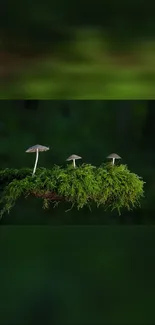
33 149 39 176
112 157 115 165
73 159 76 168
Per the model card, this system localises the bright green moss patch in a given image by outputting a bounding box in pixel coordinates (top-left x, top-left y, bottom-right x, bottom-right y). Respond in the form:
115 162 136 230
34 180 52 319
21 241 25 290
0 164 145 218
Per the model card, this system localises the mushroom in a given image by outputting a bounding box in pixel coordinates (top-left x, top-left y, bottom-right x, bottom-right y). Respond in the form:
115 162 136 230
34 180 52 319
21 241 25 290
66 154 82 168
26 144 49 176
106 153 121 165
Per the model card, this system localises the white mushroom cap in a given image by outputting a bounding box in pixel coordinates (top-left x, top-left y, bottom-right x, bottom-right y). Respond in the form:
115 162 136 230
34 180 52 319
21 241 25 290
106 153 121 159
66 154 82 161
26 144 49 153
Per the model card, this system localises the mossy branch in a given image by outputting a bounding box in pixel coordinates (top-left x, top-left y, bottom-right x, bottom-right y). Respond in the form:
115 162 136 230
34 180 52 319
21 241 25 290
0 163 145 218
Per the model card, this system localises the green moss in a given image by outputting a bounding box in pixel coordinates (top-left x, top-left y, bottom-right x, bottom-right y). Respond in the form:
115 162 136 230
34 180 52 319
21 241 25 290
0 164 145 218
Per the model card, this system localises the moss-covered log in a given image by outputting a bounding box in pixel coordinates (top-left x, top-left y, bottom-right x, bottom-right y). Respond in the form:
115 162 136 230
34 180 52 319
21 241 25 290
0 163 145 218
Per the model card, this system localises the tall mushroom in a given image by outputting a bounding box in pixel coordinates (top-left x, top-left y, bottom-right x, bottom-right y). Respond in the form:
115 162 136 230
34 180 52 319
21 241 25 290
66 154 82 168
106 153 121 165
26 144 49 176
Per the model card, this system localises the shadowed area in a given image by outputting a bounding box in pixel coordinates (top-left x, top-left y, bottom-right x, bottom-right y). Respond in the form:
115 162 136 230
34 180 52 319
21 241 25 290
0 226 155 324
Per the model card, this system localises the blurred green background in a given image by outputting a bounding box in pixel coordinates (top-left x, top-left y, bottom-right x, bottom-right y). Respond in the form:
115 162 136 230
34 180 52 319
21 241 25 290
1 0 155 98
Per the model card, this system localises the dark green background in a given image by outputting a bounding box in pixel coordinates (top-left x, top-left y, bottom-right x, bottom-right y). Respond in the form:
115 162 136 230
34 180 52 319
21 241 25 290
1 226 155 325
